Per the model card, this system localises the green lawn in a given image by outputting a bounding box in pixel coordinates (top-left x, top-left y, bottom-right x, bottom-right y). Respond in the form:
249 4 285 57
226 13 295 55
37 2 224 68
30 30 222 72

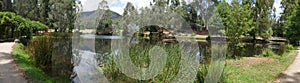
12 43 53 83
224 50 298 83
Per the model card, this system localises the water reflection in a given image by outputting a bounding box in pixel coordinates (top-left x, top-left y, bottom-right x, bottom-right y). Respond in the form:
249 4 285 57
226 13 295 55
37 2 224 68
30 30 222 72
44 34 284 82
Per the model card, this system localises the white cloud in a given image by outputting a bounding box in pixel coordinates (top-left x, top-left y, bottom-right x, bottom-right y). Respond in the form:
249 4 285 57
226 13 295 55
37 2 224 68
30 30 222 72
112 0 152 14
274 0 283 17
110 6 125 14
80 0 118 12
79 0 152 14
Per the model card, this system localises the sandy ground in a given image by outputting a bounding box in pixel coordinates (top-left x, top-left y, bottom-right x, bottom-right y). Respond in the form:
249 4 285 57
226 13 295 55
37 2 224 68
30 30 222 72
276 48 300 83
0 42 27 83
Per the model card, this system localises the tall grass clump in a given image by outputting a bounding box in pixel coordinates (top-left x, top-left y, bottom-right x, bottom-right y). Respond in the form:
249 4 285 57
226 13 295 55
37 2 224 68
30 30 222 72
27 33 73 82
12 43 53 83
100 42 224 82
261 48 277 57
28 36 54 69
101 43 184 82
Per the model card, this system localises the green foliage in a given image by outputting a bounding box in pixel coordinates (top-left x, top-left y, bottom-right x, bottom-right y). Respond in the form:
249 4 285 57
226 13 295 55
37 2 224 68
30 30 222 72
285 1 300 45
251 0 275 39
280 0 298 36
13 0 39 21
12 0 78 32
285 44 295 51
0 12 48 40
217 0 253 47
45 0 78 32
261 48 277 57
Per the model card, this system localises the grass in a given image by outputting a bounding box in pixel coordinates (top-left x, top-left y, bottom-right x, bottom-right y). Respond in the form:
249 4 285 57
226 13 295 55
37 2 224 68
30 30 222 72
12 43 53 83
224 50 298 83
101 42 215 82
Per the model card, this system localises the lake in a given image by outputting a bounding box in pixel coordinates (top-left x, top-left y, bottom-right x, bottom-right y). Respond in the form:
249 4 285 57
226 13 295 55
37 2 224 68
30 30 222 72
36 34 284 82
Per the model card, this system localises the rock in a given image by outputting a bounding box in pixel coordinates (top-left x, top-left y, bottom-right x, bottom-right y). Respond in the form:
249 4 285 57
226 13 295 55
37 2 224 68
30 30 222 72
14 39 20 43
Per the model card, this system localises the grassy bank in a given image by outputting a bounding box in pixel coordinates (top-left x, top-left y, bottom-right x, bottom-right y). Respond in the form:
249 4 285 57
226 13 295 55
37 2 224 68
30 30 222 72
12 43 53 83
224 49 298 83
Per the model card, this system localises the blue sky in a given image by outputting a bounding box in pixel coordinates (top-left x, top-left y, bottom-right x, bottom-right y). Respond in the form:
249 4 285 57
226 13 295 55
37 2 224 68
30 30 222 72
80 0 283 17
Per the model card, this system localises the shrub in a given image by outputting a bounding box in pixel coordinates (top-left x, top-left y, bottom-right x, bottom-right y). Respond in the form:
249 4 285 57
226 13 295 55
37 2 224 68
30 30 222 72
261 48 277 57
0 12 48 39
285 44 294 52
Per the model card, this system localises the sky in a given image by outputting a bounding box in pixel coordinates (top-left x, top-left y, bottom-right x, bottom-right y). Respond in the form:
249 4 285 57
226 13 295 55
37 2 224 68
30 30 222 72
79 0 283 17
79 0 152 14
274 0 283 18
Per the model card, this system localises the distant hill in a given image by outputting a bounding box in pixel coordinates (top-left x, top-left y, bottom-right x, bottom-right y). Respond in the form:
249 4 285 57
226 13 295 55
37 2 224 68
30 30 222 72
80 10 121 20
79 10 121 29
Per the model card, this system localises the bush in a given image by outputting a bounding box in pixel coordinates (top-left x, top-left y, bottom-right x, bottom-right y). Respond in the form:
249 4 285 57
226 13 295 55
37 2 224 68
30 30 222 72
261 48 277 57
285 44 294 52
0 12 48 39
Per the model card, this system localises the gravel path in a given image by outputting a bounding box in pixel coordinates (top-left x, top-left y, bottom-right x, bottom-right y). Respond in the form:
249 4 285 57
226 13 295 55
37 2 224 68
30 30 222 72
277 48 300 83
0 42 27 83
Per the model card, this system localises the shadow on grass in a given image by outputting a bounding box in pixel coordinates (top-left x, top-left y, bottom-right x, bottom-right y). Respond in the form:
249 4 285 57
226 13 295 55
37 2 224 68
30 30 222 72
0 52 13 60
0 39 14 43
278 72 300 83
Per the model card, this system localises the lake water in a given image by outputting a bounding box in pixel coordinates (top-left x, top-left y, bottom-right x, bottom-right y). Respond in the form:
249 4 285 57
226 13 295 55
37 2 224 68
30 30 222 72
41 34 283 82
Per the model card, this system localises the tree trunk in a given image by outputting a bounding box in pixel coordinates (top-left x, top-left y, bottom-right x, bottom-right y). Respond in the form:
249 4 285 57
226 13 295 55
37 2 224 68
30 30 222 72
2 0 12 11
252 34 256 43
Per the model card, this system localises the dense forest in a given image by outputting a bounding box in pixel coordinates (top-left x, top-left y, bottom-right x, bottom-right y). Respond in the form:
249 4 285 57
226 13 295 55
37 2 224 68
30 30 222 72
0 0 78 33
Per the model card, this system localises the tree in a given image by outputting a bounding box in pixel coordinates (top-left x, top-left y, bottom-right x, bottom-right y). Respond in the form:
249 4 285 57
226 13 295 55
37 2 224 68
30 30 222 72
0 0 12 11
39 0 51 27
123 2 136 16
13 0 39 20
192 0 218 31
285 1 300 45
251 0 274 39
0 12 48 39
122 2 138 25
50 0 77 32
217 0 254 58
96 0 113 35
218 0 253 42
280 0 298 36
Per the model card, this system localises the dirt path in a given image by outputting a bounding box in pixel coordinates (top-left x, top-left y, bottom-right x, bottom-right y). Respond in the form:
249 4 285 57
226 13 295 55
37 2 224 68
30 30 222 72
0 42 27 83
277 48 300 83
